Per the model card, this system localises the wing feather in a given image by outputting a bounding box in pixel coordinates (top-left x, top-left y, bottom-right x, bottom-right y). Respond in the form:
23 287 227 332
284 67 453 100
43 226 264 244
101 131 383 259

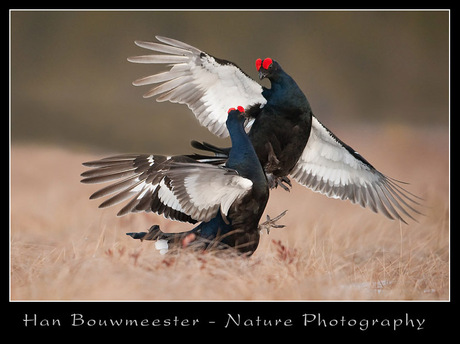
132 71 187 86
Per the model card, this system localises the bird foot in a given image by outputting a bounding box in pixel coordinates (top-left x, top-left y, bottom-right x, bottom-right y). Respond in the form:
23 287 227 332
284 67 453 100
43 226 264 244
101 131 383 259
126 225 162 242
181 233 197 248
276 176 292 191
267 174 292 191
259 210 288 234
127 225 199 254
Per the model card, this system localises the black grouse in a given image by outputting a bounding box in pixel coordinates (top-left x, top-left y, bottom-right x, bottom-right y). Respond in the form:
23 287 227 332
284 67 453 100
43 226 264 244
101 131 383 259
81 107 270 256
127 36 421 223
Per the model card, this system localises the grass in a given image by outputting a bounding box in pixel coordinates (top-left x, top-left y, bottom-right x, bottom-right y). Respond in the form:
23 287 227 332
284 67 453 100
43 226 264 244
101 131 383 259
10 124 449 300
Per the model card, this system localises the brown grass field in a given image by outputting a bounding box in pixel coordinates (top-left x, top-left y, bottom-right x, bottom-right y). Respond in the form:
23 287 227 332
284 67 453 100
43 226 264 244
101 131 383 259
10 124 449 300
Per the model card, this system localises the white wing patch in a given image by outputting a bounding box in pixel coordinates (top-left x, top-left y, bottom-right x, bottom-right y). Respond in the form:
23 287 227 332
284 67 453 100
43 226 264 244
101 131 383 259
168 164 253 222
156 178 182 212
293 117 375 192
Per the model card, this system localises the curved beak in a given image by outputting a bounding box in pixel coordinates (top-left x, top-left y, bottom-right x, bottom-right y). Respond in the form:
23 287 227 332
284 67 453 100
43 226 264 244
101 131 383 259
258 70 267 80
240 110 250 119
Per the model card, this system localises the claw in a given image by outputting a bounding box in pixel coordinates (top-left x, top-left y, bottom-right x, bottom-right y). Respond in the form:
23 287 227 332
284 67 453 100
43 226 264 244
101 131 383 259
276 176 292 191
126 225 161 241
277 179 291 192
259 210 288 234
281 176 292 188
267 174 292 191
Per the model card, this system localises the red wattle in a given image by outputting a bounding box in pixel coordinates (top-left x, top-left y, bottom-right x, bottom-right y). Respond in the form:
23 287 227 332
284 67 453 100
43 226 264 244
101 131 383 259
255 58 262 71
263 58 272 70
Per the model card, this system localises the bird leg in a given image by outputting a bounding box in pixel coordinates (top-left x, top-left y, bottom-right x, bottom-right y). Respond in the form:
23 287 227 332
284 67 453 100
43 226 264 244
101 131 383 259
276 176 292 191
127 225 200 254
126 225 163 242
266 174 292 191
264 143 292 191
259 210 288 234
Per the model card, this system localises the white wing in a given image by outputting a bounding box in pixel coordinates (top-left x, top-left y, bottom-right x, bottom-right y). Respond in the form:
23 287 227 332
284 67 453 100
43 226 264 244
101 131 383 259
127 36 266 137
290 116 422 223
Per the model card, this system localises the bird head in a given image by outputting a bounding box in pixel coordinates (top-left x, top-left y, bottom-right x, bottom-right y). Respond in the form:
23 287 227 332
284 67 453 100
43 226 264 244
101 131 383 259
255 57 279 80
227 106 247 124
227 106 245 116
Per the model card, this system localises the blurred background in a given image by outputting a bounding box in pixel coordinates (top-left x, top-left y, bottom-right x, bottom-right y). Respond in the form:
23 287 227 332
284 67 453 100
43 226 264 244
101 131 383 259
10 11 450 301
10 10 449 154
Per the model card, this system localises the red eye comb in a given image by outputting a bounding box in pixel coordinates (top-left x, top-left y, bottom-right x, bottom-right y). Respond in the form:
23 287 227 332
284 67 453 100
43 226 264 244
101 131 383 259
263 58 272 70
256 58 262 71
228 106 245 113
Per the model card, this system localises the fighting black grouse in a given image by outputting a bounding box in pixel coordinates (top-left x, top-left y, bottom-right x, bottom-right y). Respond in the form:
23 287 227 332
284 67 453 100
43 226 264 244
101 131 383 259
127 36 422 223
81 107 270 255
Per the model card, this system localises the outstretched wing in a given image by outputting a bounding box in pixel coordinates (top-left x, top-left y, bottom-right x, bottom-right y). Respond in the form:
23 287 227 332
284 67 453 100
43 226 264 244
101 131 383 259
127 36 266 137
81 154 252 223
290 116 422 223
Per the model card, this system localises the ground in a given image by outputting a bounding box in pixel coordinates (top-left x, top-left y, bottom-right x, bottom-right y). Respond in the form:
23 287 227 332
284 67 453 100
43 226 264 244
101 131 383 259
10 124 449 300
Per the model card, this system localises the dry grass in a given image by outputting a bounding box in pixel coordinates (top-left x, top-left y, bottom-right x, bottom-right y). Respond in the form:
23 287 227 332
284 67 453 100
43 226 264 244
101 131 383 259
10 124 449 300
